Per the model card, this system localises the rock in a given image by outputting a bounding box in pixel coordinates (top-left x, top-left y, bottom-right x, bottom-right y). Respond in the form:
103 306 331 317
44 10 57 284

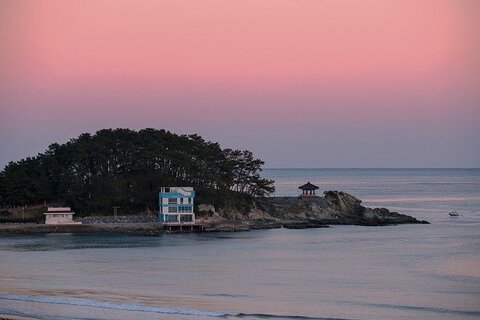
198 204 216 214
224 190 429 227
282 221 329 229
364 207 429 225
217 202 278 222
323 191 363 215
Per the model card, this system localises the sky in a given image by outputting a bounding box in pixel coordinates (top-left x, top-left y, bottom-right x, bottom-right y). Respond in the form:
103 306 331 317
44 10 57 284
1 0 479 168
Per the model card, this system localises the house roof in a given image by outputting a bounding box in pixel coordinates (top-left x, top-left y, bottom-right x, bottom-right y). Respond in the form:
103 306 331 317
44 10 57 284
298 182 319 190
44 211 75 215
44 207 75 215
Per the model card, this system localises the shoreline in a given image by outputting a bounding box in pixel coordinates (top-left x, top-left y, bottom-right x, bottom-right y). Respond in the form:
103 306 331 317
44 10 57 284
0 222 167 236
0 192 429 236
0 218 429 236
0 221 307 236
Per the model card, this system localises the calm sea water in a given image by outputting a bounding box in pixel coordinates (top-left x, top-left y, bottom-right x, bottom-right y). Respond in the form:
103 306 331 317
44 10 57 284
1 169 479 320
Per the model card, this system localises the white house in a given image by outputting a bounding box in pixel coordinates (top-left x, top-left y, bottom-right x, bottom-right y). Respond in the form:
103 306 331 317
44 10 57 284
158 187 195 224
44 207 81 225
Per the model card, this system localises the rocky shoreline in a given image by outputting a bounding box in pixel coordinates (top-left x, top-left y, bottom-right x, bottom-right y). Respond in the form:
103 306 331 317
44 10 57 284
263 191 429 227
0 191 428 235
0 222 166 236
201 190 429 231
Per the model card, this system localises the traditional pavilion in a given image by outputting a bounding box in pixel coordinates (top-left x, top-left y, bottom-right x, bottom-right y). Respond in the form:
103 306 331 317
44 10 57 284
298 182 319 198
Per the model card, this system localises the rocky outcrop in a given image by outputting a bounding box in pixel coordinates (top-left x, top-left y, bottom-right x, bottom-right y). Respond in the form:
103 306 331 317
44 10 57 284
216 201 278 222
230 190 429 228
198 204 216 214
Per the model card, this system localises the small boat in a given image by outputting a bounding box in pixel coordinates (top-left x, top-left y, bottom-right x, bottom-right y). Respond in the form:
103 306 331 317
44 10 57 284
449 210 460 217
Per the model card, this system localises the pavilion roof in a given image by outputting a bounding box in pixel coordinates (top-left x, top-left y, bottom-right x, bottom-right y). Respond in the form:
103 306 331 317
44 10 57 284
298 182 319 190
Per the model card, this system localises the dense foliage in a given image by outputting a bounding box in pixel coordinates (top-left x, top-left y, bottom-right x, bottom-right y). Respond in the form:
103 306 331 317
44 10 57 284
0 129 274 214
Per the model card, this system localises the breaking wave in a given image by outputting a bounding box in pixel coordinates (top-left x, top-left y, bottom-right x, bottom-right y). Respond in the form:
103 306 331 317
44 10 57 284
0 293 225 317
0 293 352 320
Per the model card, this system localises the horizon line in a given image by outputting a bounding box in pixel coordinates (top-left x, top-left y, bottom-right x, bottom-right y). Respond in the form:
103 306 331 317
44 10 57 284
263 167 480 170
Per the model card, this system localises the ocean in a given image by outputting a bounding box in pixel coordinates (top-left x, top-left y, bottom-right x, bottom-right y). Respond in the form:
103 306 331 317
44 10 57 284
1 168 479 320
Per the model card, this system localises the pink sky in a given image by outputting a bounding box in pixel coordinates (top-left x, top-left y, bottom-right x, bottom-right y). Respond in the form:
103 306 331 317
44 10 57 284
1 0 479 167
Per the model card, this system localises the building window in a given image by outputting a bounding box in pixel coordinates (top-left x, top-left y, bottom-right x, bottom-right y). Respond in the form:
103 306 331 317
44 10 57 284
168 198 177 204
180 215 193 222
180 198 184 204
165 215 177 222
168 207 178 213
188 198 192 204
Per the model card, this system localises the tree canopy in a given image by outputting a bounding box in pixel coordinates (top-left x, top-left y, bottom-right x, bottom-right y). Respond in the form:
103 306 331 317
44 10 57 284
0 129 274 214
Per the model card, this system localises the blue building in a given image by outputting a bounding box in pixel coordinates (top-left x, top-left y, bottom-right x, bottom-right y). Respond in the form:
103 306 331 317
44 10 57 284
158 187 195 223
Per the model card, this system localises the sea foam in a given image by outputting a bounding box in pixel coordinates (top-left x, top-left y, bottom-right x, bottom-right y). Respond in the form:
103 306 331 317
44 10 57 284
0 293 226 317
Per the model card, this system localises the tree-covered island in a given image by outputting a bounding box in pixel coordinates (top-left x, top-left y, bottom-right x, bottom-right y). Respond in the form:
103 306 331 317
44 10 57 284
0 128 428 230
0 128 274 216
